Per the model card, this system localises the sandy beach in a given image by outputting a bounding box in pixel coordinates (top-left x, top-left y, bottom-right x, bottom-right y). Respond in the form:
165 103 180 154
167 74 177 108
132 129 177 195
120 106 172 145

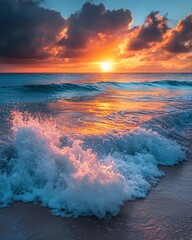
0 160 191 240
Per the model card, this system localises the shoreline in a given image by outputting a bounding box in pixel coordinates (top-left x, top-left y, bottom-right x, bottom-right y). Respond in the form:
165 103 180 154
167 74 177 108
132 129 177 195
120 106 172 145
0 161 191 240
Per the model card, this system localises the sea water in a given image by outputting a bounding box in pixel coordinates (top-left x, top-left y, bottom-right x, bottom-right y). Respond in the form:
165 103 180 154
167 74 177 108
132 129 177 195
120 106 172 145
0 73 191 218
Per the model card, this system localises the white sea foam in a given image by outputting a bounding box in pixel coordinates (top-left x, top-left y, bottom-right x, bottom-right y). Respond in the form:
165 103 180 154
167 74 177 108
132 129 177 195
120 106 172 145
0 111 185 218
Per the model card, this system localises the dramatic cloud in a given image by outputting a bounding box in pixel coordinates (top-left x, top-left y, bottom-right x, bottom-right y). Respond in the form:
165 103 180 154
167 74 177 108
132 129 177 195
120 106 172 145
0 1 191 72
128 11 169 50
58 2 132 58
0 0 66 62
165 14 192 53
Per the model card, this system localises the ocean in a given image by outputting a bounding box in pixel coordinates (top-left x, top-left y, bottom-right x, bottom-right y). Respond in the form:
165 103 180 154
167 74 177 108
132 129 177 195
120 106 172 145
0 73 191 218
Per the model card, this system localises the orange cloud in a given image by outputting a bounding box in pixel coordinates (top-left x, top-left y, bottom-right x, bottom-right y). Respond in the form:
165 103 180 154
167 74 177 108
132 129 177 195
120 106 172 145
56 2 132 62
0 1 191 72
115 13 192 72
165 14 192 53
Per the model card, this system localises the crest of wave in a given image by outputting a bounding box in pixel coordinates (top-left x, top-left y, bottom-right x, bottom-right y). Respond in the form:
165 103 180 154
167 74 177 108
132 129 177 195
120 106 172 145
0 111 129 218
0 111 185 218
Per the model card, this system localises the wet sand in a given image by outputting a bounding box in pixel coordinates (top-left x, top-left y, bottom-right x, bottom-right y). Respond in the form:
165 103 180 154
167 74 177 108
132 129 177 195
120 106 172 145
0 162 192 240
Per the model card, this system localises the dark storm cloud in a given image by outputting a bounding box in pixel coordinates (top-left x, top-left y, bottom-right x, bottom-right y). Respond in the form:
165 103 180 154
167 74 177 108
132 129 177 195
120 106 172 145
0 0 191 66
0 0 66 62
129 11 169 50
58 2 132 50
165 14 192 53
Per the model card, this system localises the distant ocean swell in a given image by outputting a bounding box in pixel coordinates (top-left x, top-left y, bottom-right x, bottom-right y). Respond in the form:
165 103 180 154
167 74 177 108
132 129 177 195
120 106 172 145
0 111 185 218
1 80 192 94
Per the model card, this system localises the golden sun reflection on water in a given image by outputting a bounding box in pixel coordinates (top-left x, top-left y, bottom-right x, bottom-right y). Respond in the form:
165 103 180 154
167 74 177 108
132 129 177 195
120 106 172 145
47 88 170 136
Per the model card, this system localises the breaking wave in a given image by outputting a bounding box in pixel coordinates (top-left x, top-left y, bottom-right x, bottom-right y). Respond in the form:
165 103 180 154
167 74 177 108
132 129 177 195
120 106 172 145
0 111 185 218
21 83 101 93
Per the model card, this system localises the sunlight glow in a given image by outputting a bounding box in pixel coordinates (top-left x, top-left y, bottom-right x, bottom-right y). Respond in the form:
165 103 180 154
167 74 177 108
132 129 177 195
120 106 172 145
101 61 113 72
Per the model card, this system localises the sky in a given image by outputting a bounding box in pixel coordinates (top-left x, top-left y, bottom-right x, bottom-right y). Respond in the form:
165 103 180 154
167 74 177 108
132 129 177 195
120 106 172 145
0 0 192 72
43 0 192 27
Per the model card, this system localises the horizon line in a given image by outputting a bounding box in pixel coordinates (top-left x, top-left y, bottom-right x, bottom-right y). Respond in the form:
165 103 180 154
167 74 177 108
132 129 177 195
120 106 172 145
0 72 192 74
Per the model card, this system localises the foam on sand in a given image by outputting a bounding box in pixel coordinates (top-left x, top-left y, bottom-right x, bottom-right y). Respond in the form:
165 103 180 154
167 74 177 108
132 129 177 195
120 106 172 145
0 111 185 218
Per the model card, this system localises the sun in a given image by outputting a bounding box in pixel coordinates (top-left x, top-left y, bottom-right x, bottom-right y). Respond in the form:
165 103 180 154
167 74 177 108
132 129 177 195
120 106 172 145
101 61 113 72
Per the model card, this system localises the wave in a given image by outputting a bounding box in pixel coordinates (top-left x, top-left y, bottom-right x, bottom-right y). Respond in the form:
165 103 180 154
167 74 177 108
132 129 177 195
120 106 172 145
143 110 192 149
1 79 191 94
0 83 101 94
138 80 192 87
141 80 192 87
21 83 101 93
102 80 192 89
153 80 192 87
0 111 185 218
